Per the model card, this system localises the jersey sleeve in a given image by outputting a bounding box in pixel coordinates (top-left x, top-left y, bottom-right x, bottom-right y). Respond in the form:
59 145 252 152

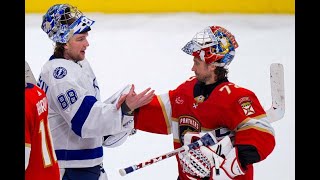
223 86 275 161
134 78 193 135
43 63 123 138
134 92 173 135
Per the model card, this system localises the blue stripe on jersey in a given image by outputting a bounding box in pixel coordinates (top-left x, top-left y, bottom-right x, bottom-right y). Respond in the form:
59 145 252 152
55 146 103 160
71 96 97 137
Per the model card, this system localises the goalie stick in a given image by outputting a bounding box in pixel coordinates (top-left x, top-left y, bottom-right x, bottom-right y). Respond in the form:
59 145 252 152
266 63 285 123
119 132 218 176
119 63 285 176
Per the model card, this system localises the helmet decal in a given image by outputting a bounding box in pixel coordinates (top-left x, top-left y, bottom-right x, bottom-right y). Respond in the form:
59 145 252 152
41 4 95 43
182 25 238 67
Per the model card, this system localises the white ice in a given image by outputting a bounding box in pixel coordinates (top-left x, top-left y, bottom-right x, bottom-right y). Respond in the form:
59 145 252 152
25 13 295 180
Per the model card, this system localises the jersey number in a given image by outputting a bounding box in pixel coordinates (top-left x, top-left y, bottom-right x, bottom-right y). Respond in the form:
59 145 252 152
57 89 78 110
219 83 240 94
39 120 57 167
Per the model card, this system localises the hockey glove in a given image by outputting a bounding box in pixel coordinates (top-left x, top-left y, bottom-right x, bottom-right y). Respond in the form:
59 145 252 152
103 115 135 148
178 132 236 179
178 132 212 178
122 115 136 135
102 131 131 148
200 145 245 179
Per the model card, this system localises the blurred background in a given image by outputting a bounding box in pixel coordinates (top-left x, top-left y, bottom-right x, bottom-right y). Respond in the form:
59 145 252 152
26 0 294 14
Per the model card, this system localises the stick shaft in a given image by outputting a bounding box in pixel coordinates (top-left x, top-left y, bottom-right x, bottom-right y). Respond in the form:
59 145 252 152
119 146 186 176
119 132 217 176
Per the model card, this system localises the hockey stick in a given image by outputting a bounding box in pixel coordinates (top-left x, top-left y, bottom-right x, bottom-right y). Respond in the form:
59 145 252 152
119 63 285 176
266 63 285 123
119 132 218 176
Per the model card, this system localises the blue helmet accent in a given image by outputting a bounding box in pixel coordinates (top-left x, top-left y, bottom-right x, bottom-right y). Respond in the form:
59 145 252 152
41 4 95 43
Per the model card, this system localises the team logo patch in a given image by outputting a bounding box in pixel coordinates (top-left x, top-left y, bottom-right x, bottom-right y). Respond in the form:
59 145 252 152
194 95 205 103
53 67 67 79
193 95 205 109
175 97 184 104
238 96 255 116
178 115 201 145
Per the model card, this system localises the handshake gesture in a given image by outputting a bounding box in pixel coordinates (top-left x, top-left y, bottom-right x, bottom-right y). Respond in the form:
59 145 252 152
116 84 155 113
103 84 154 147
178 132 245 179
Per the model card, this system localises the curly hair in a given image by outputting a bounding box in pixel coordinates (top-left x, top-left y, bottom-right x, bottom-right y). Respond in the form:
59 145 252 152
214 66 229 81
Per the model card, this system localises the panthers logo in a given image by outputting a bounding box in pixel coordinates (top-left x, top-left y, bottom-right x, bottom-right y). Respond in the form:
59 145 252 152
178 115 201 145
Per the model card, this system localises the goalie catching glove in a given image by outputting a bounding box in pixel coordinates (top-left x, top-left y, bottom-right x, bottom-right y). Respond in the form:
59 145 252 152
102 115 135 148
102 84 136 148
178 132 245 179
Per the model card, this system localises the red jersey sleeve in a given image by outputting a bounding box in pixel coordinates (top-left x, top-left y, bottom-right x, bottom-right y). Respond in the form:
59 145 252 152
221 84 275 160
134 94 172 135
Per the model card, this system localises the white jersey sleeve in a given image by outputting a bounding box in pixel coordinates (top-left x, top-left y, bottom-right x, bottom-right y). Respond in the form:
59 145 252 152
38 59 123 138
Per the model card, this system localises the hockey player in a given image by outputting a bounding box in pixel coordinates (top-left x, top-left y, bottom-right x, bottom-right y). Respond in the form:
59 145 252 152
133 25 275 179
37 4 154 180
25 61 60 180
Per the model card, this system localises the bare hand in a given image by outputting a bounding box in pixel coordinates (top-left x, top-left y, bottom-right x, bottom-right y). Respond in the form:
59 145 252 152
124 84 155 111
116 94 128 109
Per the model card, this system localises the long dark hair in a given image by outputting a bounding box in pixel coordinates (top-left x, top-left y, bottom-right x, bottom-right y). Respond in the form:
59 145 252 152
53 43 65 58
214 66 228 81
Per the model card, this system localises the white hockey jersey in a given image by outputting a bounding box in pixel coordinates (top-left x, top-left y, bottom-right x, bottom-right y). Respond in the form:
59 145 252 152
37 58 132 168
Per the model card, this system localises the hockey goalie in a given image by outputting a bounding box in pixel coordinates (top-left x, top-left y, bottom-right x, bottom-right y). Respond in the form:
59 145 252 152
132 25 277 180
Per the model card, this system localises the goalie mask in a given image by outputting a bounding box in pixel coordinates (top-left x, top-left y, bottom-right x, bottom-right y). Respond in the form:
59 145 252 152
181 26 239 67
41 4 95 43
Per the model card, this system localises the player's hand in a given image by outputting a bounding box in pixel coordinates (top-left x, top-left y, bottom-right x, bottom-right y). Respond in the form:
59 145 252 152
124 84 155 111
116 94 128 110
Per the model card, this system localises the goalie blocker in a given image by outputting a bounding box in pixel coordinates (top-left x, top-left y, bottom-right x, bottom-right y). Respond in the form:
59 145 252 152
179 132 244 179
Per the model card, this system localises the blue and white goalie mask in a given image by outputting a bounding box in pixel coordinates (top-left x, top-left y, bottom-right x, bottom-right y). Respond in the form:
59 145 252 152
41 4 95 43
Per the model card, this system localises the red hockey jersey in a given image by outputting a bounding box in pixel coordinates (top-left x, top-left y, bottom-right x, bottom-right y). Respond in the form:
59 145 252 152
134 77 275 180
25 83 60 180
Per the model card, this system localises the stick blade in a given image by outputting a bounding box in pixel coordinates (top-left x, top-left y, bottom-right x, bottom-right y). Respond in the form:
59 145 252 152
266 63 285 123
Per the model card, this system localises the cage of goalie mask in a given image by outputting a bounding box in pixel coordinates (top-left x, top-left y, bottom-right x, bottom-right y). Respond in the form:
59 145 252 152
41 4 95 43
181 26 239 67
